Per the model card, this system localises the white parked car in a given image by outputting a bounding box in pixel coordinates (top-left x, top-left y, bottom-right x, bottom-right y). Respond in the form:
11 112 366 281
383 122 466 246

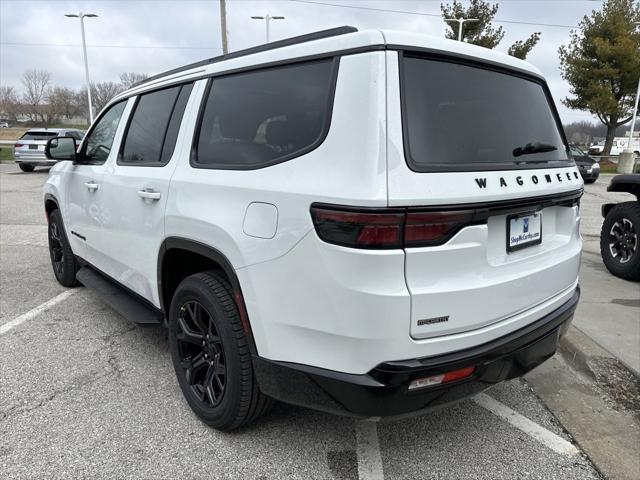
15 128 84 172
43 27 582 431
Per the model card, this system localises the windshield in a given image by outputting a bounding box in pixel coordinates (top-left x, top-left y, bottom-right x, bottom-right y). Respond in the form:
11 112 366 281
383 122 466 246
570 146 586 157
402 55 569 172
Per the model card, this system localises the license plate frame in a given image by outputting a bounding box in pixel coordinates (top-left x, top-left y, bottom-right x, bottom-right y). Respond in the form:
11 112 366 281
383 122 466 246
506 211 542 253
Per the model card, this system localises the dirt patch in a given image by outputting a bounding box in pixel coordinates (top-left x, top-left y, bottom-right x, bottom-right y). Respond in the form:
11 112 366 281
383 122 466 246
588 357 640 419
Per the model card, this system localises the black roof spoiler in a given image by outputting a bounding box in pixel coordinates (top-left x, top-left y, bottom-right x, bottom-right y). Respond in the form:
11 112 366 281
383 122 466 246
132 26 359 88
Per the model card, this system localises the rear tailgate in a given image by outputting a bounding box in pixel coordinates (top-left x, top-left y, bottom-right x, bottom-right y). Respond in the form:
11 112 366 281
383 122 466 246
385 49 583 339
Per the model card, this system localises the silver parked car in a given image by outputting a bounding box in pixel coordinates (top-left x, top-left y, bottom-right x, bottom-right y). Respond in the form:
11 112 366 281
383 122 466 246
15 128 84 172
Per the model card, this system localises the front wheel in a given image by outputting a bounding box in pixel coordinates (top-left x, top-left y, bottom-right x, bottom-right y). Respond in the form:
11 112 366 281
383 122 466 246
47 209 79 287
600 202 640 281
169 271 272 431
18 163 35 172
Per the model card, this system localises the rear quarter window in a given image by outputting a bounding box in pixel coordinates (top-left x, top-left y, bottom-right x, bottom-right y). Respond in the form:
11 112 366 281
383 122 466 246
401 54 570 172
192 59 338 170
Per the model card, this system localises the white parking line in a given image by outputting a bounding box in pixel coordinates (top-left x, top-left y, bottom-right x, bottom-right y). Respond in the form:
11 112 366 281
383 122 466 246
0 290 75 336
355 419 385 480
474 393 579 457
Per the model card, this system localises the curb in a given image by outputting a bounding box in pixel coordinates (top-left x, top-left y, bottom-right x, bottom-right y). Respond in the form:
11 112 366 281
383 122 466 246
559 325 640 383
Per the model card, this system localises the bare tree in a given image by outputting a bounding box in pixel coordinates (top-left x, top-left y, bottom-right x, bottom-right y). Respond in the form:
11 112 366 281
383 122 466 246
119 72 149 89
21 69 51 122
81 82 124 117
47 86 81 122
0 86 21 123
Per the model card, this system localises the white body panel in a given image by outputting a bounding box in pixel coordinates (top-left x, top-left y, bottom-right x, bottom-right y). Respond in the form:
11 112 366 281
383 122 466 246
45 29 582 376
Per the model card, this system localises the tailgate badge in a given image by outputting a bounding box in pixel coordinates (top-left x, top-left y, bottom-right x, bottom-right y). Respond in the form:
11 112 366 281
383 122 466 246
417 315 449 326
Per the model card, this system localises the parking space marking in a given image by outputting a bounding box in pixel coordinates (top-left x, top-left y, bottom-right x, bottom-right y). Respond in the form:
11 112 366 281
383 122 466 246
474 393 579 457
355 419 384 480
0 290 75 336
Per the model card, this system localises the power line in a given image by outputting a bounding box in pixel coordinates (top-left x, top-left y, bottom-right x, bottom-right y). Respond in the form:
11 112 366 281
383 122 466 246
287 0 579 29
0 42 216 50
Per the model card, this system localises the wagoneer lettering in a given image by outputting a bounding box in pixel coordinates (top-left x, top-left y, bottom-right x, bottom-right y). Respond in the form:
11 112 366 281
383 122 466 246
43 26 581 431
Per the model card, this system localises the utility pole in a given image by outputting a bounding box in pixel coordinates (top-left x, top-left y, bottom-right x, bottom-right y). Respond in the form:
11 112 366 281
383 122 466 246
65 12 98 123
619 21 640 173
219 0 228 54
250 14 285 44
444 17 479 42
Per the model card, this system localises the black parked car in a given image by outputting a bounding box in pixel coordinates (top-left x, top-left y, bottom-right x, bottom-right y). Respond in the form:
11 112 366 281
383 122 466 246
570 145 600 183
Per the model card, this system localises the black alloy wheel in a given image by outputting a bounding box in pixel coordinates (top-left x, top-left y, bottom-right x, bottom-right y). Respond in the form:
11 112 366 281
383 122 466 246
176 300 227 407
169 271 272 431
47 209 79 287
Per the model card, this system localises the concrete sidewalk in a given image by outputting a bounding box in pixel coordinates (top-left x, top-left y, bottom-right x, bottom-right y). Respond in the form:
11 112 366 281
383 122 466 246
575 174 639 377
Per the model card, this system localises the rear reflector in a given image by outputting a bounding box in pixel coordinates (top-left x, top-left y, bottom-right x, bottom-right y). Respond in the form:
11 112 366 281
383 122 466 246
408 366 476 390
310 205 475 249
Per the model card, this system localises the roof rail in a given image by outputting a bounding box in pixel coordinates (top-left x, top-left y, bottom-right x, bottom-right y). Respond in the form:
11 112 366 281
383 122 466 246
133 26 358 88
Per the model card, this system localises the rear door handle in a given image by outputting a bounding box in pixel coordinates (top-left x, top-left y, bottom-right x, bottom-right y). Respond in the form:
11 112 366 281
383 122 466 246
137 189 161 201
84 181 99 191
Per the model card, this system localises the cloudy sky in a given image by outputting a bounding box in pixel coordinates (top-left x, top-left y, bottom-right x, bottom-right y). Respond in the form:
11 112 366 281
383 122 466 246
0 0 609 123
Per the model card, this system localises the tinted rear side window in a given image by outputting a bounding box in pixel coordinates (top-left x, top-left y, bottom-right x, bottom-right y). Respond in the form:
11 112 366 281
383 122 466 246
402 55 569 172
21 131 58 140
120 85 187 166
193 59 337 169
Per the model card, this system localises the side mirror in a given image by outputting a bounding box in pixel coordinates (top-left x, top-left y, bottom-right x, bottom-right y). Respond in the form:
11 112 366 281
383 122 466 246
45 136 77 161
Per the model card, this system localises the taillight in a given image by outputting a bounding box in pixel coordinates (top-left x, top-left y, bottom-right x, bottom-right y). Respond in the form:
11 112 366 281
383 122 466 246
405 211 474 247
310 207 404 249
310 205 475 249
14 143 24 148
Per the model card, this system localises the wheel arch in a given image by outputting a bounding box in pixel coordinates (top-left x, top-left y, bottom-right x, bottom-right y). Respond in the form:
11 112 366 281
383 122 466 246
607 174 640 200
158 237 258 354
44 193 60 220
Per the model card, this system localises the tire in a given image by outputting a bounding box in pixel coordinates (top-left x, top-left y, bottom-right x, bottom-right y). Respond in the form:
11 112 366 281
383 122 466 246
600 202 640 281
584 179 596 184
19 163 35 172
47 209 79 287
169 271 272 431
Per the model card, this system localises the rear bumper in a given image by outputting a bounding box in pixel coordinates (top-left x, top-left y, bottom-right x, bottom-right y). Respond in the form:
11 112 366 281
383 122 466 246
15 158 55 166
254 285 579 418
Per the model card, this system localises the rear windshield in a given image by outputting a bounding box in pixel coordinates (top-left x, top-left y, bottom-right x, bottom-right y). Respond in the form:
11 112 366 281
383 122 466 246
20 131 58 141
401 55 569 172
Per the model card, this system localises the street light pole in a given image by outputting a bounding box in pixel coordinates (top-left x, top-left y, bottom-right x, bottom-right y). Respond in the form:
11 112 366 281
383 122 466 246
65 12 98 123
250 14 285 43
444 18 479 42
219 0 228 54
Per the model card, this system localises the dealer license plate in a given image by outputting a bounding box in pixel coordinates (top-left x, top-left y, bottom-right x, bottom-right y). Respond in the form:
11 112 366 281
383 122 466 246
507 212 542 252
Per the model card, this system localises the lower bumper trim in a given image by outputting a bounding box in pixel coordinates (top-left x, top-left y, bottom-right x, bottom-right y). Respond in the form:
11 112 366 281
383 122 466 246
253 286 579 418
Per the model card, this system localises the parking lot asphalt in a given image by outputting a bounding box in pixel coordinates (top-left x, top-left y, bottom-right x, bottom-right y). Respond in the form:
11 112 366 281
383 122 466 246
0 162 616 479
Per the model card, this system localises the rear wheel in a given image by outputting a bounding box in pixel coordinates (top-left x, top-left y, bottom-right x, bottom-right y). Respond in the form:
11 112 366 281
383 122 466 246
47 209 79 287
600 202 640 281
169 271 271 431
19 163 35 172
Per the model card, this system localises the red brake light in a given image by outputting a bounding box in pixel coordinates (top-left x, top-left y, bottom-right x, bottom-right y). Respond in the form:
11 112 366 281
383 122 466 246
311 206 476 249
14 143 24 148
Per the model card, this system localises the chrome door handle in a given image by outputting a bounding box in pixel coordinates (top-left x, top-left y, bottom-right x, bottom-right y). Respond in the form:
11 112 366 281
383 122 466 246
84 181 99 191
137 189 161 201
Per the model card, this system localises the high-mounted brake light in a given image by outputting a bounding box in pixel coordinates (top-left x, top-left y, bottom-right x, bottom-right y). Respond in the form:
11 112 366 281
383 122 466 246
310 206 475 249
408 366 476 390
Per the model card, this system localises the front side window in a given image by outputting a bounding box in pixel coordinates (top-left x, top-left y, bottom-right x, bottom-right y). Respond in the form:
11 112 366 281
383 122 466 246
82 101 127 164
193 59 337 169
401 55 569 172
120 83 193 166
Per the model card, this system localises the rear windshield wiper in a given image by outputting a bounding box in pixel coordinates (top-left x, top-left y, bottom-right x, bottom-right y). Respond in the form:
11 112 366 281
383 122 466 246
512 142 558 157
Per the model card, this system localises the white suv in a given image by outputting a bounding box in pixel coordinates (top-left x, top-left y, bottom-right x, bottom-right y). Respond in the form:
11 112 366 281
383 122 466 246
43 27 582 431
